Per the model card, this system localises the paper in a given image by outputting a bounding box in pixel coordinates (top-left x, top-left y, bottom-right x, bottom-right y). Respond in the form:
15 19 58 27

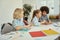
29 31 46 37
42 29 59 35
34 38 42 40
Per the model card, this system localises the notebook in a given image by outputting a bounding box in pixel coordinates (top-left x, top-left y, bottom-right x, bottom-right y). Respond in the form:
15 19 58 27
42 29 59 35
29 31 46 37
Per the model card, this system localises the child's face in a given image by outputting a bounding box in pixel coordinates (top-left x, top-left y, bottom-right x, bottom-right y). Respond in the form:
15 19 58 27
36 11 42 18
42 11 47 16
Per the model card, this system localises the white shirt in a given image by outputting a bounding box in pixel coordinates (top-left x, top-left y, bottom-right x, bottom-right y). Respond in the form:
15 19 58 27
32 16 40 26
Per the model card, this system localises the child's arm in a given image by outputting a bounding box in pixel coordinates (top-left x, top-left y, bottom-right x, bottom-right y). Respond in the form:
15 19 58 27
40 20 52 25
40 20 49 25
24 23 32 29
47 15 52 24
40 20 47 24
23 20 28 25
15 26 23 30
15 24 32 30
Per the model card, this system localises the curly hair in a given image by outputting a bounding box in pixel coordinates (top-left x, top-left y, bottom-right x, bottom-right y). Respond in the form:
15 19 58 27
40 6 49 14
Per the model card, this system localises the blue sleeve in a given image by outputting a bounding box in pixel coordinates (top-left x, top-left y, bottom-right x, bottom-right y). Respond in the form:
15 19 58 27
46 15 50 21
41 15 50 21
12 19 25 28
32 18 40 26
12 20 20 28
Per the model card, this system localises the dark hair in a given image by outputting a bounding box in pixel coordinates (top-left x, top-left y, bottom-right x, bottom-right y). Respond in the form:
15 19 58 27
31 10 40 21
23 17 28 21
40 6 49 14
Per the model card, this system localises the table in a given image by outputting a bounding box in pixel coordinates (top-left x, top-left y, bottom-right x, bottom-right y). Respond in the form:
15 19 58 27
0 22 60 40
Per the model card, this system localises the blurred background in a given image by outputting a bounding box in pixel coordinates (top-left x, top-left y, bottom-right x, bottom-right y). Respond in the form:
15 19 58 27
0 0 60 26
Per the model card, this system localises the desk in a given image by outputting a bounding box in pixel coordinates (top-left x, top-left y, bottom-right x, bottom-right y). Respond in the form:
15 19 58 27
0 22 60 40
27 24 60 40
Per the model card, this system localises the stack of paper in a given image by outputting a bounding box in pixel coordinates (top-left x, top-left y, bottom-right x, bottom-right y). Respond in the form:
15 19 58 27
42 29 59 35
29 31 46 37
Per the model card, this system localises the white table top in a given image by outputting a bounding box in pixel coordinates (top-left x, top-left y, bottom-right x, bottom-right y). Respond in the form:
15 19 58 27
0 22 60 40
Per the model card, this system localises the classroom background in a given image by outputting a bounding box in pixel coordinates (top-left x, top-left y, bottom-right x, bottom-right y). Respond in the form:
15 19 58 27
0 0 60 25
0 0 60 40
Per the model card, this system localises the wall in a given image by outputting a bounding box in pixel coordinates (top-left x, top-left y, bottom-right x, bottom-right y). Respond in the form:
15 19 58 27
54 0 59 15
36 0 59 15
23 0 59 16
0 0 23 25
0 0 59 26
59 0 60 13
0 0 23 32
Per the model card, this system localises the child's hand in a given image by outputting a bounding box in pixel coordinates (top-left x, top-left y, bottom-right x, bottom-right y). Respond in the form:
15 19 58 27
41 20 49 25
44 20 52 25
30 22 33 26
16 26 23 30
49 20 52 24
41 20 46 24
24 25 31 29
28 22 33 27
24 24 31 28
24 22 32 30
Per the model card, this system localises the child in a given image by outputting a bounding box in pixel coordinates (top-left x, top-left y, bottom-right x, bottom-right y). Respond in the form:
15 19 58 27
31 10 42 26
40 6 52 25
12 8 31 30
